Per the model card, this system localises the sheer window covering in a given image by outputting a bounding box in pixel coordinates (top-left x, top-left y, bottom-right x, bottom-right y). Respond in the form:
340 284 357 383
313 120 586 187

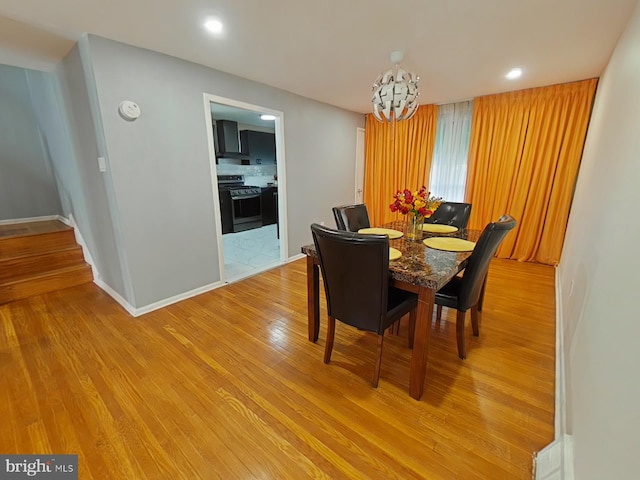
429 101 473 202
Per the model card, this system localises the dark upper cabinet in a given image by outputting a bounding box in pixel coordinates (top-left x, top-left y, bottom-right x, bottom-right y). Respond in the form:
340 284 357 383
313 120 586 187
240 130 276 165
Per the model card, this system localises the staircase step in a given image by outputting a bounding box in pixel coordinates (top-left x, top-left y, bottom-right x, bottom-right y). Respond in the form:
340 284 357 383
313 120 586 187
0 229 77 261
0 246 86 283
0 264 93 304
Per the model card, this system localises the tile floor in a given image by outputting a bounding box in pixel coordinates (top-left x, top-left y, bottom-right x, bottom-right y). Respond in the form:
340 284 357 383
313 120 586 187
222 224 281 282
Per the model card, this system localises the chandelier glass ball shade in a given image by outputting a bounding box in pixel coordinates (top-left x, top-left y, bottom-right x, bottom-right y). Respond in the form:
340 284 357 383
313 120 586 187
372 51 420 123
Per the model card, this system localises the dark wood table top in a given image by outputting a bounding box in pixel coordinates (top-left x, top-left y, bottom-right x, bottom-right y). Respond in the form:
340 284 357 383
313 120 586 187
301 221 481 290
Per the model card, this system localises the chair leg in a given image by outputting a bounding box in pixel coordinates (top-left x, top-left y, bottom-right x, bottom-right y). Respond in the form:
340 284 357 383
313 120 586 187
471 304 480 336
373 333 385 388
456 310 467 359
436 305 443 321
478 276 487 312
324 316 336 364
387 320 399 335
408 309 416 349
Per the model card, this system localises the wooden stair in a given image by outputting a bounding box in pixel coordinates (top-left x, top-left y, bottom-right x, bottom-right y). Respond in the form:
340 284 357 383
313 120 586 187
0 220 93 304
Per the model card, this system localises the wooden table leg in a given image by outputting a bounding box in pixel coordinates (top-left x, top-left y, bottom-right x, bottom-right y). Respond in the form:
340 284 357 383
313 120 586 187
306 255 320 342
409 286 435 400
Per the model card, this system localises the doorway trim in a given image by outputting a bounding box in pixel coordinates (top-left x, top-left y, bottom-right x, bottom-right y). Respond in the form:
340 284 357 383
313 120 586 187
202 93 288 283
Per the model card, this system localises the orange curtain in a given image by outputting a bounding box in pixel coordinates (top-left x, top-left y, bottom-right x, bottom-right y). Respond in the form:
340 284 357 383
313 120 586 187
363 105 438 226
466 79 597 265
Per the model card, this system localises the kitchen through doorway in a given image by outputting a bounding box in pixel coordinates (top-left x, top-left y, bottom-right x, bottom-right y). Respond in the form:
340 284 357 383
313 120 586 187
203 94 287 284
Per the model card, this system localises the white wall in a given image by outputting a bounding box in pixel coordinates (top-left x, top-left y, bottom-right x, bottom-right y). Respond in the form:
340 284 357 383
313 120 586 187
0 64 62 219
558 0 640 477
83 35 364 308
33 44 128 298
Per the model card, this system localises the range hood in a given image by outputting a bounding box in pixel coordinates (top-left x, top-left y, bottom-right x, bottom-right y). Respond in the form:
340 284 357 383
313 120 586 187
215 120 250 160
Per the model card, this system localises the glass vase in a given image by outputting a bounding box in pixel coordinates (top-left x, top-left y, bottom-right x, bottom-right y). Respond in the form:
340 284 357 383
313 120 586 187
405 212 424 241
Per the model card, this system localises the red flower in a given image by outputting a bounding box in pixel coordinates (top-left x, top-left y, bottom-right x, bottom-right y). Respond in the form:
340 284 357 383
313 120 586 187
389 186 442 217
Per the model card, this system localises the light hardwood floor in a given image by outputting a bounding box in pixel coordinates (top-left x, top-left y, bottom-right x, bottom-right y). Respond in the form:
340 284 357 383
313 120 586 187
0 257 555 479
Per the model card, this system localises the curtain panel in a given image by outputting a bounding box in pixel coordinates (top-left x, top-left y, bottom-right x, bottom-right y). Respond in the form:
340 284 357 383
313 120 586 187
466 79 598 265
364 105 438 226
429 101 473 202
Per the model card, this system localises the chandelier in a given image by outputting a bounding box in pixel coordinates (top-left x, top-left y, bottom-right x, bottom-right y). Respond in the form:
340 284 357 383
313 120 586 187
372 51 420 123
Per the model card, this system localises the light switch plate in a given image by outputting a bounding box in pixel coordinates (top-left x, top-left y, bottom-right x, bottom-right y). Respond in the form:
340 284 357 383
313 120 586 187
98 157 107 172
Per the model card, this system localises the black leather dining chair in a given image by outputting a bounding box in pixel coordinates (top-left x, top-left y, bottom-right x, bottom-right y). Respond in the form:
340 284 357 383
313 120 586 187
332 204 371 232
310 223 418 387
424 202 472 229
434 215 517 359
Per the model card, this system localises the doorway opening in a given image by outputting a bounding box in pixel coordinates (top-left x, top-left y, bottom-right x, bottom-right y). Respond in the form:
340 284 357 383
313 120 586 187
203 94 287 284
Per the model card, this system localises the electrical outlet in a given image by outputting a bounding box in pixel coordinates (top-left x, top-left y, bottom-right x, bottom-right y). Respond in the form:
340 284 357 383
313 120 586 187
97 156 107 172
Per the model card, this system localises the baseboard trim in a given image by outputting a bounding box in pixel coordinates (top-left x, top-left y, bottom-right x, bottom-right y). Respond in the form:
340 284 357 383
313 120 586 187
62 214 100 282
554 266 565 436
136 281 228 317
0 215 62 225
535 266 572 479
286 253 305 263
32 213 303 317
56 215 73 227
132 256 302 316
535 434 574 479
94 277 137 316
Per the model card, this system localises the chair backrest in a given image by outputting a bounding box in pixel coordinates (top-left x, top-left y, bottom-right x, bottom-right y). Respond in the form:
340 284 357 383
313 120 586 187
311 223 389 333
457 215 517 311
425 202 472 229
332 204 371 232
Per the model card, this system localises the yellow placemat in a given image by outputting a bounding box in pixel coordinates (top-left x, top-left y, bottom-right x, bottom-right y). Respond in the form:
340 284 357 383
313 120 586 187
389 247 402 261
423 237 476 252
420 224 459 234
358 227 404 239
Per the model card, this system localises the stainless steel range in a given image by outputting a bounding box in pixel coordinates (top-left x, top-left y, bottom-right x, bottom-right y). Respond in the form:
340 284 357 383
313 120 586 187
217 175 262 233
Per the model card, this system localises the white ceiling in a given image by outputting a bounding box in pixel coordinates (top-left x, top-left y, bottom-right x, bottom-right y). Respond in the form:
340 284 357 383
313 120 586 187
0 0 636 113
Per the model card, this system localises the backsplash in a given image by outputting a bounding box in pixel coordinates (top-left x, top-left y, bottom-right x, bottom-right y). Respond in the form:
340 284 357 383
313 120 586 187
216 163 277 187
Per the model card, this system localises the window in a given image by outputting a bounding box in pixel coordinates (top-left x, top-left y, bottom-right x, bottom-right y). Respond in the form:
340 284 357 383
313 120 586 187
429 101 473 201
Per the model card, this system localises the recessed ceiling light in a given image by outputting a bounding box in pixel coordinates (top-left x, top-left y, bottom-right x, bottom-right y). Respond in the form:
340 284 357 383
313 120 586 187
260 114 276 121
506 68 523 80
204 18 223 34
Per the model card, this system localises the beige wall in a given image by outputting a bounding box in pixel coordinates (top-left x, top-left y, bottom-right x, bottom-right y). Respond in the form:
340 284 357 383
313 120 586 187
558 0 640 477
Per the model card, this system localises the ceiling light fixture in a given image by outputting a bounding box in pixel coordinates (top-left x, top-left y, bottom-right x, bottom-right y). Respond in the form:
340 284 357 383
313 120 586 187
204 18 224 34
372 50 420 123
260 114 276 121
506 67 523 80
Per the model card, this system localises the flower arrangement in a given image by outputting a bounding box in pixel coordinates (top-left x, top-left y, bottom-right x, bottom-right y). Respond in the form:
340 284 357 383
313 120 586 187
389 186 442 218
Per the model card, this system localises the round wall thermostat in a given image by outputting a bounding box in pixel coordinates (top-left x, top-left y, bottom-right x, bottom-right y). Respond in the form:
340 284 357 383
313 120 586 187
118 101 141 121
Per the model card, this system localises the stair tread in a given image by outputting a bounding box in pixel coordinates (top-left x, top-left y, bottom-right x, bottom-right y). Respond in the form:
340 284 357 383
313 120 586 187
0 220 71 239
0 230 78 260
0 265 93 303
0 253 87 284
0 221 92 304
0 263 92 287
0 244 81 262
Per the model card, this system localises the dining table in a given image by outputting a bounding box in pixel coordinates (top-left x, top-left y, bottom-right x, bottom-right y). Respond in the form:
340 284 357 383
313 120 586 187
301 220 481 400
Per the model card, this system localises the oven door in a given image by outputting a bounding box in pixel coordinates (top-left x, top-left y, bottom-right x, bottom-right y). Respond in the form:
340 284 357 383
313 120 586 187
231 193 262 231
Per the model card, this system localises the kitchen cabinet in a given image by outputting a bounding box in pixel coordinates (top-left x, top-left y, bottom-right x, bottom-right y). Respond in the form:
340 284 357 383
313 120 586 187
261 187 278 226
240 130 276 165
